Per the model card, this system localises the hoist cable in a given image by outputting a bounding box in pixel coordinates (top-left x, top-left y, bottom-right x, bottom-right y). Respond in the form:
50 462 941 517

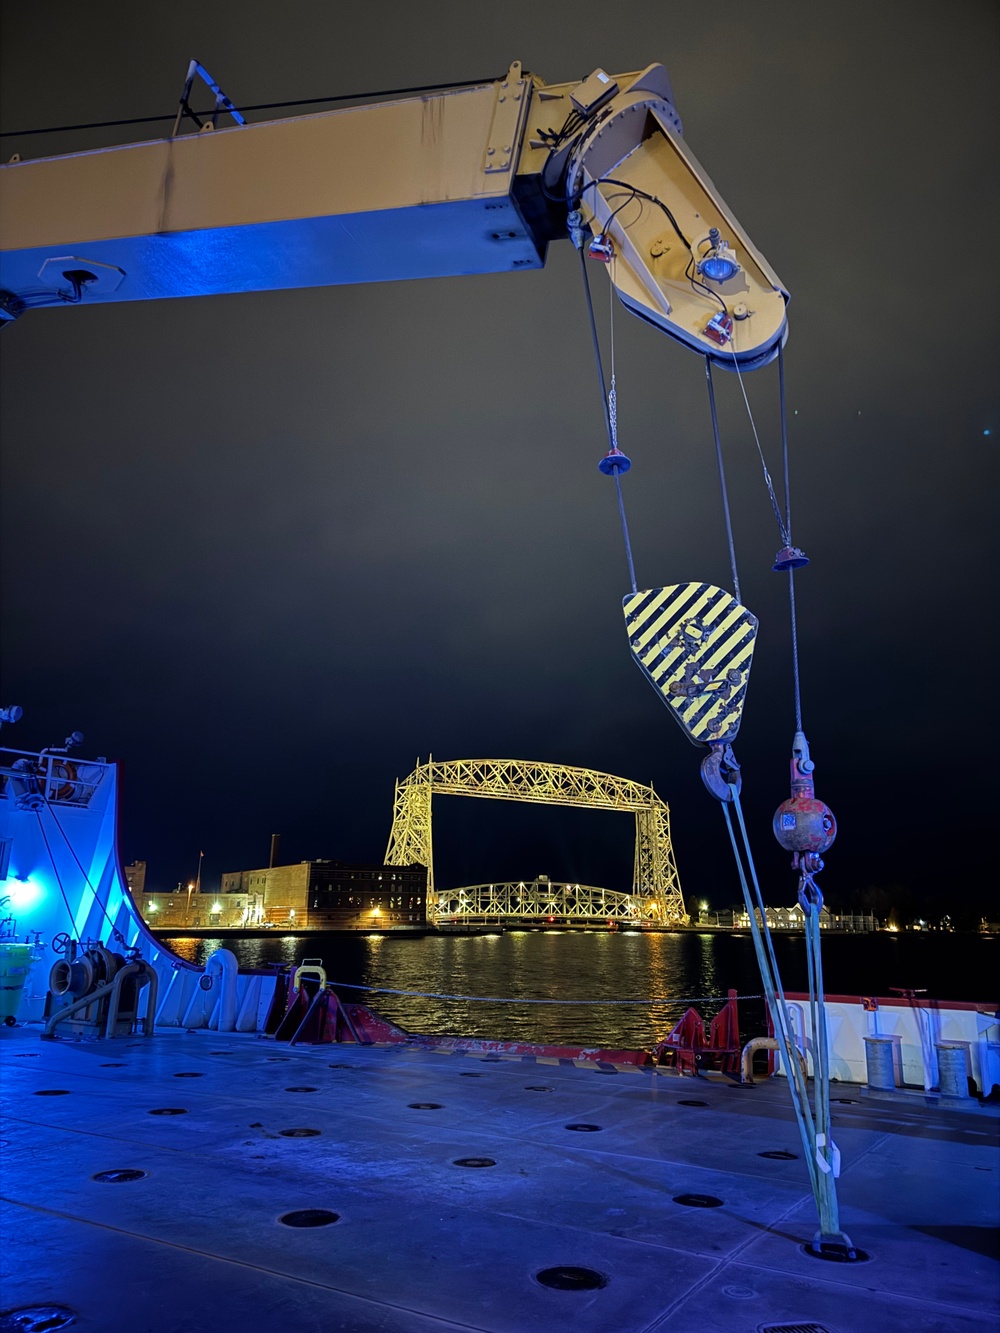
578 249 637 593
32 812 80 935
730 346 789 547
608 279 638 594
778 343 805 732
0 77 500 138
578 248 614 449
704 359 742 602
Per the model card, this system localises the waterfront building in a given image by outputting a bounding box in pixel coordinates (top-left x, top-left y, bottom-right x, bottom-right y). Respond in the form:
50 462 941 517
220 859 428 929
734 904 877 932
123 860 146 896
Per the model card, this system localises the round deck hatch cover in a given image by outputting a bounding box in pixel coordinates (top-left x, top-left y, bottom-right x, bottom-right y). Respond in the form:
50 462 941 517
673 1193 724 1208
278 1209 339 1228
91 1169 147 1183
535 1266 608 1291
279 1128 321 1137
0 1305 77 1331
148 1108 187 1116
407 1102 443 1110
564 1123 601 1132
453 1157 496 1168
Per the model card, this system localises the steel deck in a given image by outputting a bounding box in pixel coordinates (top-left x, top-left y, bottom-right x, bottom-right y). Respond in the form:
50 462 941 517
2 1024 998 1332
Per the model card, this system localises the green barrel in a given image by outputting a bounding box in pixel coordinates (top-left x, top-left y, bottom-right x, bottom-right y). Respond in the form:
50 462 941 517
0 942 35 1025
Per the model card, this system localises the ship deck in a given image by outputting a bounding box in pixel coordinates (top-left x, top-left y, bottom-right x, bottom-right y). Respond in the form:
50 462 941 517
2 1023 998 1332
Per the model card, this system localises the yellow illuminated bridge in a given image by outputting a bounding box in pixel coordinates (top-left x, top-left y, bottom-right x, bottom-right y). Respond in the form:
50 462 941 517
384 759 686 926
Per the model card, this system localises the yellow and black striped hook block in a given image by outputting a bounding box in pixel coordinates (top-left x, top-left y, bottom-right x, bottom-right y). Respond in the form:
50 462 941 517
622 583 758 746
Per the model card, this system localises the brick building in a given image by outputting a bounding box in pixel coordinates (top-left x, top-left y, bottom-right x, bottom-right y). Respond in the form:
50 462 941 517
220 859 427 930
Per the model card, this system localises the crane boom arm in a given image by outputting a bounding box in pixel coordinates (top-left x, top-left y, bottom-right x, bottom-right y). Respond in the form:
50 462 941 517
0 61 787 368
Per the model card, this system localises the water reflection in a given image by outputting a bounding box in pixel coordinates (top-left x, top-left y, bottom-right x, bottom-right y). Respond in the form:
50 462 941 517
158 930 994 1050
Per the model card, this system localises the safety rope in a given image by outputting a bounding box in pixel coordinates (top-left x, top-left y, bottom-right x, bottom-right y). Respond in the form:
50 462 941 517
321 980 764 1006
704 359 741 602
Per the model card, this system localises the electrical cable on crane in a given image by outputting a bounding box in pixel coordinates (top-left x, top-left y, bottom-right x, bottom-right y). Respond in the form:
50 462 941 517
568 181 854 1256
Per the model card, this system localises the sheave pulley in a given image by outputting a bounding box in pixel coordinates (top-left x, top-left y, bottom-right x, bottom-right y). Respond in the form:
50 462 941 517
572 219 854 1258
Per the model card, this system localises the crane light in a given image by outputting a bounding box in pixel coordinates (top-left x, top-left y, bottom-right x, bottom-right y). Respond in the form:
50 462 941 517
697 229 740 283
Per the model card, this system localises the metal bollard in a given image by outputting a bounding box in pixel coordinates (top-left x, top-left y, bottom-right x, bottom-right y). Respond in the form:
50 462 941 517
935 1044 969 1099
864 1036 898 1090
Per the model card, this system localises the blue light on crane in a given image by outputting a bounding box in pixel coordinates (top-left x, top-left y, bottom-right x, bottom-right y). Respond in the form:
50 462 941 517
697 228 740 283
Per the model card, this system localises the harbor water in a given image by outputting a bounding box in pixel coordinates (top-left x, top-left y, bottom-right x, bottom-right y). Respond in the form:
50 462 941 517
161 929 997 1051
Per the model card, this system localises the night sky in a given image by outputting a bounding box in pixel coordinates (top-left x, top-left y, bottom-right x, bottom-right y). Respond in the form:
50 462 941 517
1 2 997 919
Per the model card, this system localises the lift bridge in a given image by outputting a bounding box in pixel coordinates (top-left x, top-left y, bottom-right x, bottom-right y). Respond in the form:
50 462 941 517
384 759 686 926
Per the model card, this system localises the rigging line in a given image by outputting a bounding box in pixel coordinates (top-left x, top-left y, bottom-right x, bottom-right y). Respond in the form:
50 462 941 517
778 343 805 732
704 359 742 602
32 811 82 934
720 795 821 1198
43 800 126 943
606 272 637 594
0 77 501 138
578 247 614 447
578 248 637 592
730 342 789 546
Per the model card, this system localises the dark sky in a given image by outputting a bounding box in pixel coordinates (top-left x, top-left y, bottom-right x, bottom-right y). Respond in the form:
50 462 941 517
1 1 997 915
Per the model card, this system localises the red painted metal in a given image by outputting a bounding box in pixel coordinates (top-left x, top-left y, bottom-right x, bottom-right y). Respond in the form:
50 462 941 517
654 1008 706 1073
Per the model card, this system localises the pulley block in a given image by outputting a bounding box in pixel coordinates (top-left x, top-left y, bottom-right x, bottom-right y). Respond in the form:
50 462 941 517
623 583 758 746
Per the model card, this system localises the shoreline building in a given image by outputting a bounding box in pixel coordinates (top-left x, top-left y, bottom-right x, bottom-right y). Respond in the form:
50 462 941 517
220 859 427 930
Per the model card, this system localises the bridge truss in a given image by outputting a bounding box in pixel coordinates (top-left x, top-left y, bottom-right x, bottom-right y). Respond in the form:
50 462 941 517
437 878 659 925
384 758 685 924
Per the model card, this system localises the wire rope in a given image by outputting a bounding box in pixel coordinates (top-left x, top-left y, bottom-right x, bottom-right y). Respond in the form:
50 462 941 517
0 77 500 138
578 248 637 592
704 359 742 601
778 343 805 732
729 344 789 546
